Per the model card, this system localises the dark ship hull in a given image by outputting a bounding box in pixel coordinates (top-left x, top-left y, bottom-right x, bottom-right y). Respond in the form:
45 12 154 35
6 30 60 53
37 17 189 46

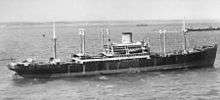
187 27 220 32
8 44 217 78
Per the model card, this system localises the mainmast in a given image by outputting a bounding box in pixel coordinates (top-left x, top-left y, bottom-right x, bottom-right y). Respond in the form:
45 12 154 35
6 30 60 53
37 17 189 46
101 28 105 50
53 22 57 59
101 28 111 53
106 28 110 43
105 28 111 53
159 30 167 56
79 28 86 55
101 28 110 44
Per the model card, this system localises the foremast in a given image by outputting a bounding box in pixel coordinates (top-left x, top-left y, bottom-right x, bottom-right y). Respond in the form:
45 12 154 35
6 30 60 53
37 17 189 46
50 22 60 64
182 20 188 53
53 22 57 59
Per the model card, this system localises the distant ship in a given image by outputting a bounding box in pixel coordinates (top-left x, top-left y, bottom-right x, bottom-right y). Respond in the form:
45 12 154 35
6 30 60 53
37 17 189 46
7 22 218 78
187 26 220 32
136 24 148 27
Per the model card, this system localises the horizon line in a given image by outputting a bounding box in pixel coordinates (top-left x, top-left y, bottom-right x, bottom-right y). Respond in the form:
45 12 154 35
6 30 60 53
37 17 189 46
1 18 220 24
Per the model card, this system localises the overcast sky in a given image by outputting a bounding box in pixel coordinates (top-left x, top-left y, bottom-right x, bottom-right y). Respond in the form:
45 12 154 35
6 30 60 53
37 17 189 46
1 0 220 22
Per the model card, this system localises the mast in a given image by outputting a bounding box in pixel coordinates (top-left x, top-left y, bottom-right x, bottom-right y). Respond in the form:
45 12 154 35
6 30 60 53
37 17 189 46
100 28 111 53
159 30 162 54
182 20 188 51
101 28 105 50
105 28 110 52
79 28 86 55
53 22 57 59
163 30 166 56
106 28 110 43
159 30 166 56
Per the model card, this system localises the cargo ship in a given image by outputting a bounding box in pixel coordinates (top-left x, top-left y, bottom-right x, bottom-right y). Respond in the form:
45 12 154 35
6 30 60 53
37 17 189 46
136 24 148 27
7 22 218 78
187 26 220 32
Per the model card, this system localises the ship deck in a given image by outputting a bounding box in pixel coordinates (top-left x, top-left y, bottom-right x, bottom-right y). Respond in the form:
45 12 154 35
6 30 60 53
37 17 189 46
72 54 151 63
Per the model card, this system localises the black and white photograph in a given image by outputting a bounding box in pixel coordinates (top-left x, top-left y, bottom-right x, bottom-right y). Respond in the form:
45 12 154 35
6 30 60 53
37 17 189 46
0 0 220 99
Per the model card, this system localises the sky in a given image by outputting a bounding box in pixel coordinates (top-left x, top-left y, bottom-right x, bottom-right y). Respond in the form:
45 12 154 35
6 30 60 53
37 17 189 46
1 0 220 22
